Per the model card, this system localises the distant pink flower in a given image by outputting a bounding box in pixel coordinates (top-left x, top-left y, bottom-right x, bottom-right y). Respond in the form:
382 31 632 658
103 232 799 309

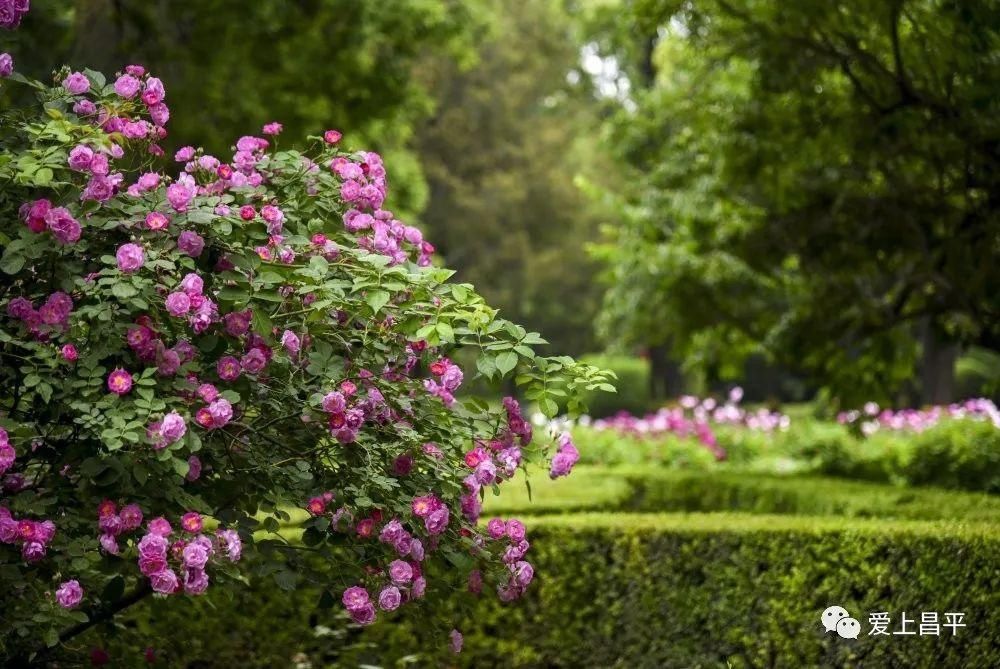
0 53 12 78
107 369 133 395
342 586 370 612
147 517 172 537
378 586 401 611
116 243 145 273
68 145 94 171
45 207 82 245
73 99 97 116
180 512 202 534
281 330 300 355
159 412 187 444
450 629 463 654
149 568 178 594
174 146 195 162
186 455 202 481
165 292 191 317
179 273 203 296
324 129 342 144
262 122 283 135
61 344 78 362
216 529 241 561
120 504 143 531
145 212 169 231
216 356 240 381
486 518 506 539
177 230 205 257
114 74 142 98
63 72 90 95
424 505 449 535
207 398 233 427
388 560 412 584
197 384 219 402
166 174 196 212
142 77 165 106
55 580 83 609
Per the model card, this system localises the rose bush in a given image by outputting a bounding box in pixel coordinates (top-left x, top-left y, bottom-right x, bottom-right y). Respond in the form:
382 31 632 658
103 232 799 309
0 10 612 662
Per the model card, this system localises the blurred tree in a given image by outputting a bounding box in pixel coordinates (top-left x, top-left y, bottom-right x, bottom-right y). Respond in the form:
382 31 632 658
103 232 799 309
590 0 1000 406
413 0 613 355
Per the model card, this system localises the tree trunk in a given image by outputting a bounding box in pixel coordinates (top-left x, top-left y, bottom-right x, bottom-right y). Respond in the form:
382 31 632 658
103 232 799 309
920 323 959 405
648 342 684 399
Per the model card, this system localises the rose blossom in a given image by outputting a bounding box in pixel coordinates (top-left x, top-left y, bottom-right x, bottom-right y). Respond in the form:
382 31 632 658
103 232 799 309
165 292 191 317
177 230 205 257
388 560 413 584
68 145 94 171
107 369 133 395
159 412 187 445
63 72 90 95
45 207 82 245
116 243 145 273
378 586 401 611
149 568 179 594
55 580 84 609
180 512 202 533
114 73 142 98
145 212 169 231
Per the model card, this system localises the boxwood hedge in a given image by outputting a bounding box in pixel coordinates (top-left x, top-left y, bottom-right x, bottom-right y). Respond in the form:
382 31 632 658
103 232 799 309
75 513 1000 668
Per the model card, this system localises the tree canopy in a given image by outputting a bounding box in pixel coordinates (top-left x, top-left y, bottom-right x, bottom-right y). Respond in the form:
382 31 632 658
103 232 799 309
591 0 1000 405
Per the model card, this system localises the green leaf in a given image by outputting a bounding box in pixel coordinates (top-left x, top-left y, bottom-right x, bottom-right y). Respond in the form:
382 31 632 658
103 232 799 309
33 167 54 185
112 282 139 300
495 351 518 377
0 247 24 275
366 289 391 314
436 322 455 342
274 570 298 591
540 397 559 417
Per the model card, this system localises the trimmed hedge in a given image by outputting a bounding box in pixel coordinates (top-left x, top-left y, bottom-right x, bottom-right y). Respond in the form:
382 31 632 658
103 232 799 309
78 513 1000 667
485 466 1000 521
573 417 1000 493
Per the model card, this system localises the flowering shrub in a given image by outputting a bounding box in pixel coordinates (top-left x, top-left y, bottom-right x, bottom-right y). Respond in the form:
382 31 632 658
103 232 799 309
0 15 611 661
837 398 1000 436
546 387 790 461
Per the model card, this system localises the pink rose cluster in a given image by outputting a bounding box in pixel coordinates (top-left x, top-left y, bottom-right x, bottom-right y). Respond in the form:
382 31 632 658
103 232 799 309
0 428 14 477
19 199 81 244
164 272 220 335
0 0 30 29
548 431 580 479
484 517 535 601
339 538 427 626
0 506 56 563
67 142 125 205
320 383 369 444
96 499 144 555
62 64 169 162
333 153 434 266
423 357 464 407
191 382 234 431
125 318 197 378
135 512 241 596
6 291 73 340
838 397 1000 436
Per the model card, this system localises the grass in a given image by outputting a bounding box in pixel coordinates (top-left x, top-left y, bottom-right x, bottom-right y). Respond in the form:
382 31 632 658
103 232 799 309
486 465 1000 522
